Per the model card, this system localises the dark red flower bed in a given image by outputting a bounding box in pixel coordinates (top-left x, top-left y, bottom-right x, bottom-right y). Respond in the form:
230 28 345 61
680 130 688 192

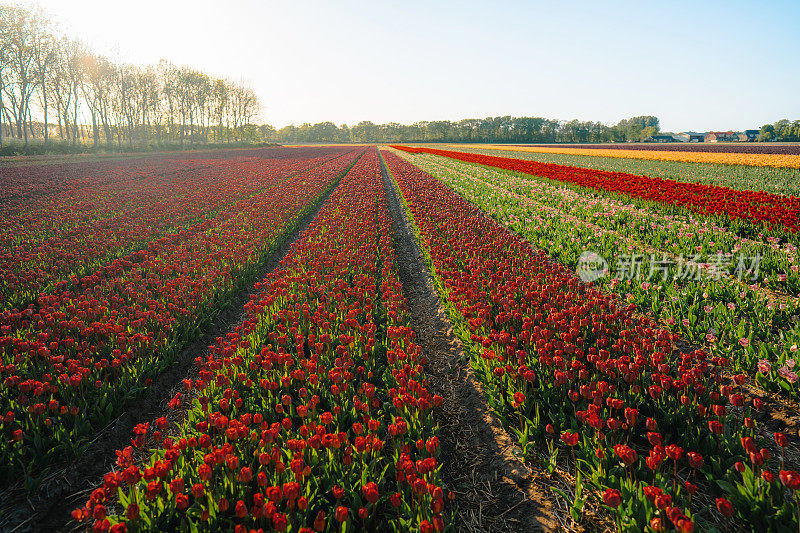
0 148 363 480
72 148 446 532
0 149 350 312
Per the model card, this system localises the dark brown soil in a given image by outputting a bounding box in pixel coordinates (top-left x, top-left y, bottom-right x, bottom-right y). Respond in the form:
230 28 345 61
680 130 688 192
379 153 564 532
0 172 344 533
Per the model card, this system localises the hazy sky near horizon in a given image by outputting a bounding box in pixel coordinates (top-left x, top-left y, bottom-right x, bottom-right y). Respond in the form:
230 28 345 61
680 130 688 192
22 0 800 131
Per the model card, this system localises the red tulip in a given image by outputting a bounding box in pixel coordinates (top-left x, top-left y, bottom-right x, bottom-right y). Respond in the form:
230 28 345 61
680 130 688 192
235 500 248 518
175 493 189 511
602 488 622 508
716 498 734 518
560 431 579 446
687 452 704 470
781 470 800 490
391 493 402 508
314 510 327 532
362 482 379 504
614 444 638 466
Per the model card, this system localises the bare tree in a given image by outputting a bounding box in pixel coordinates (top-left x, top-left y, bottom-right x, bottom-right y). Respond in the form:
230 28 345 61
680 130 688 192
228 83 258 141
175 65 192 146
0 4 11 146
158 60 178 143
109 62 134 148
139 66 161 145
46 36 72 140
3 6 38 144
30 7 55 143
192 71 210 143
61 39 84 144
211 78 227 143
80 51 114 146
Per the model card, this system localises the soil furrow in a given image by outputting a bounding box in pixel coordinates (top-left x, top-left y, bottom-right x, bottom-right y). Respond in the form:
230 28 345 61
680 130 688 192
379 152 562 532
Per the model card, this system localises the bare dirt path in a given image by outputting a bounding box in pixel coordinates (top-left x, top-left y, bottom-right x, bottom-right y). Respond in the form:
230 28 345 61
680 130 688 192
379 152 563 532
0 165 350 533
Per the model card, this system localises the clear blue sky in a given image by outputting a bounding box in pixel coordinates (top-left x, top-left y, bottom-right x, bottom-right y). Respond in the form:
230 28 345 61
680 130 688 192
29 0 800 131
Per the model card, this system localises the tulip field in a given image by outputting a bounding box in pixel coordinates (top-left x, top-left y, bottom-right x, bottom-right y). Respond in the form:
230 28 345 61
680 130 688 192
1 146 362 479
3 144 800 532
448 144 800 169
444 144 800 197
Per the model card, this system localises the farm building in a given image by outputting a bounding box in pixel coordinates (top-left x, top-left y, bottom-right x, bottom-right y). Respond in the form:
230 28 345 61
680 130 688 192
647 134 678 143
675 132 706 142
739 129 759 142
705 131 739 142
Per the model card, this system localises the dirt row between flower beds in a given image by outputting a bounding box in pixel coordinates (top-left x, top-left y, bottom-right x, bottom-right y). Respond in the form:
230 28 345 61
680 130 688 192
0 164 350 533
380 154 567 532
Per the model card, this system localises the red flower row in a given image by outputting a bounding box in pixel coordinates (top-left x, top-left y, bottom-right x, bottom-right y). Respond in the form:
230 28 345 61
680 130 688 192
73 148 447 532
391 145 800 231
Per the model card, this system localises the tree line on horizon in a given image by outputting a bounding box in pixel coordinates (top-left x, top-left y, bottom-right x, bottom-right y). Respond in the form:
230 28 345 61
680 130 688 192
758 120 800 142
0 3 261 150
271 117 800 144
272 116 662 144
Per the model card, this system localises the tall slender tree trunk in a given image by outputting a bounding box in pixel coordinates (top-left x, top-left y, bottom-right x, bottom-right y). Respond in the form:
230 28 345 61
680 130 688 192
72 97 78 145
43 97 49 144
21 106 28 146
26 106 34 140
3 109 13 139
44 100 50 142
0 83 4 149
15 106 23 141
91 110 98 147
